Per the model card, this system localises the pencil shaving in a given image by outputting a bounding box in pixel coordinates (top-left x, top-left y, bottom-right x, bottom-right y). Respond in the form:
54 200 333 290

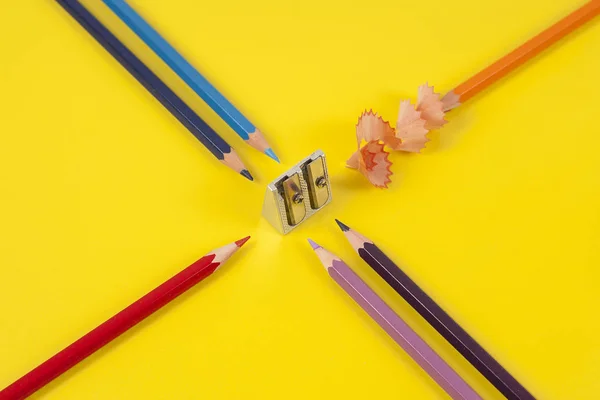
416 83 447 129
354 110 395 145
348 83 456 187
389 100 428 152
346 141 392 188
348 111 394 188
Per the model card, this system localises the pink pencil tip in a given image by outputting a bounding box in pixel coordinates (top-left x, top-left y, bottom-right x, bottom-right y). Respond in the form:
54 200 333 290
235 236 251 247
307 238 321 250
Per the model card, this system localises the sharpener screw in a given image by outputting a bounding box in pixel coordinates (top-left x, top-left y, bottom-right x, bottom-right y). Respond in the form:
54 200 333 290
293 193 304 204
315 176 327 188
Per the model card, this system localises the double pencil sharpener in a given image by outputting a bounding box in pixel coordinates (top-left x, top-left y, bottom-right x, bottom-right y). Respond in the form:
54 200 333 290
262 150 332 234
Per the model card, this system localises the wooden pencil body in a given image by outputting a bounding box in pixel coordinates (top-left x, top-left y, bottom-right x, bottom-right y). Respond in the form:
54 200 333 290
358 242 535 400
0 255 218 400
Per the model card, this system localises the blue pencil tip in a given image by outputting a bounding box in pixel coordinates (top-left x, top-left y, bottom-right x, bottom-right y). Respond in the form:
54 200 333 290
307 238 321 250
335 219 350 232
240 169 254 181
264 148 280 163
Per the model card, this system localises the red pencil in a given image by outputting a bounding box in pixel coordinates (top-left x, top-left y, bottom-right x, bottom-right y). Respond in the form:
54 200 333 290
0 236 250 400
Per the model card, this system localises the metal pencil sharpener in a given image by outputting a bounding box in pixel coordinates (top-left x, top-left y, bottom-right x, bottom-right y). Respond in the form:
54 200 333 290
262 150 332 234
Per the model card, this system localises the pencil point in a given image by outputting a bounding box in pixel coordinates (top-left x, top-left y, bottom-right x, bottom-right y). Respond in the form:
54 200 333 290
235 236 251 247
307 238 321 250
335 219 350 232
264 148 280 163
246 129 279 162
240 169 254 181
222 151 253 181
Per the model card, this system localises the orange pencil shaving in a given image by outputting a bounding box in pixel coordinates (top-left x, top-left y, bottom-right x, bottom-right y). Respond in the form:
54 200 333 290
347 1 600 187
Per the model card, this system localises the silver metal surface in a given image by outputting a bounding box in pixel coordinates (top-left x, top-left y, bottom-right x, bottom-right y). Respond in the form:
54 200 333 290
262 150 332 234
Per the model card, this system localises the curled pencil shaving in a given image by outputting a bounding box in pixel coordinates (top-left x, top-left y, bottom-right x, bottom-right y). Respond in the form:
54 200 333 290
355 110 395 145
353 108 428 152
347 111 394 188
389 100 428 152
416 83 447 129
348 83 459 187
347 141 393 188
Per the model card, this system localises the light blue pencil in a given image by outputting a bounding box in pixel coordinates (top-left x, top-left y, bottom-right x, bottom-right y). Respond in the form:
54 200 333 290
103 0 279 162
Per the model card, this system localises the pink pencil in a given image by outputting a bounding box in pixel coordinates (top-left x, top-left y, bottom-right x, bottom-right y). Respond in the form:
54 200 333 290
308 239 481 400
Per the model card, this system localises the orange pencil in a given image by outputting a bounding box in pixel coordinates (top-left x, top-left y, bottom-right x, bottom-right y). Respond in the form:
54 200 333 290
346 1 600 188
445 1 600 106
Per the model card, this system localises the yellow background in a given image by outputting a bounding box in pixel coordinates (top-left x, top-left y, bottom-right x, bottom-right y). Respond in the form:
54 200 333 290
1 0 599 398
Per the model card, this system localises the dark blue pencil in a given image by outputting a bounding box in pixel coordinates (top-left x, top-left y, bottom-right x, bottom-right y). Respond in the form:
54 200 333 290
55 0 253 181
103 0 280 163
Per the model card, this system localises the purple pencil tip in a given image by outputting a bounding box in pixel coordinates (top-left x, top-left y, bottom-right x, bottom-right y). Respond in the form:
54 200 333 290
307 238 321 250
335 219 350 232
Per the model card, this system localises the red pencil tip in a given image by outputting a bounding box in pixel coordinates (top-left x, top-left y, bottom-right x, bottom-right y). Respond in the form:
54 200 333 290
235 236 251 247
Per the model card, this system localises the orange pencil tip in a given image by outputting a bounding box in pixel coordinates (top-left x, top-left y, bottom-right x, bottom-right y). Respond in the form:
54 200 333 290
235 236 251 247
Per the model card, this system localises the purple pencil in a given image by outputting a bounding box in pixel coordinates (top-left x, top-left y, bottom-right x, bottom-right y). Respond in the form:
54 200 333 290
335 219 534 400
308 239 481 400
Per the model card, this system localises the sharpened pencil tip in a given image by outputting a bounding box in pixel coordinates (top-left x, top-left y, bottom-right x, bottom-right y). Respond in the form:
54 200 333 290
335 219 351 232
235 236 251 247
264 148 280 163
307 238 321 250
240 169 254 181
